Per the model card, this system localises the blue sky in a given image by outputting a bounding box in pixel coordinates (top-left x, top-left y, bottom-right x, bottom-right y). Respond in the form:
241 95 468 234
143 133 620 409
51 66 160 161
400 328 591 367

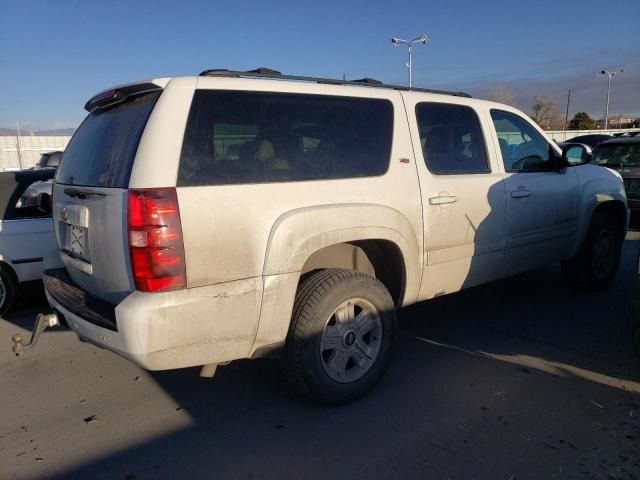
1 0 638 130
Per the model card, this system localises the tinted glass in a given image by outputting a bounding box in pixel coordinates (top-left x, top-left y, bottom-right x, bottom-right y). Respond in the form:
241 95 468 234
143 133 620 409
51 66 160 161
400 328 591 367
491 110 552 172
46 151 62 168
593 143 640 167
37 154 51 169
415 103 488 174
178 90 393 186
56 92 160 187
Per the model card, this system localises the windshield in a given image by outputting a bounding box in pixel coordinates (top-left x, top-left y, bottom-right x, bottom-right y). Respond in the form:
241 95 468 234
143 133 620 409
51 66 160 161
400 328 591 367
56 91 160 187
592 143 640 167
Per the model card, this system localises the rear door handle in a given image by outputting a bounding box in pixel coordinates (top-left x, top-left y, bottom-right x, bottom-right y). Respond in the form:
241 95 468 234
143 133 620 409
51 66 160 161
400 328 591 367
511 188 532 199
429 192 458 205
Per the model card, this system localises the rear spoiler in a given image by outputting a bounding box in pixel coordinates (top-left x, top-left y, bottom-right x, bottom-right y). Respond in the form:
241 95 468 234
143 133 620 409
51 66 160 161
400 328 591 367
84 82 163 112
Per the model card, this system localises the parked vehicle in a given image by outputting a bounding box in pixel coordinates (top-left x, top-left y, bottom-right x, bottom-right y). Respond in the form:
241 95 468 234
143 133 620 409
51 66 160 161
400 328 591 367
36 151 63 170
612 131 640 138
592 136 640 228
0 169 56 315
560 134 612 150
17 69 629 402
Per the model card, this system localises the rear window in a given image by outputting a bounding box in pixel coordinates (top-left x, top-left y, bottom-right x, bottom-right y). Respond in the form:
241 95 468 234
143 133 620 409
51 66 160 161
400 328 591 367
178 90 393 186
56 92 160 187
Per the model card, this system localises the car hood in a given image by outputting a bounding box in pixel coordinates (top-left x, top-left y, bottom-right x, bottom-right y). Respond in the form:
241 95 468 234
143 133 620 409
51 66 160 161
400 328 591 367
606 166 640 178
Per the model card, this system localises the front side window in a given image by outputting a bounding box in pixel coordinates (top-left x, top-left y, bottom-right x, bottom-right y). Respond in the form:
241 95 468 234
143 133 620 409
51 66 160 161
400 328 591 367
491 110 553 172
178 91 394 186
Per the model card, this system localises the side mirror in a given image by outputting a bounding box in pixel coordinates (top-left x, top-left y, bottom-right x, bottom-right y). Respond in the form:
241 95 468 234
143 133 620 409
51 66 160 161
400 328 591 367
36 192 52 214
561 143 592 167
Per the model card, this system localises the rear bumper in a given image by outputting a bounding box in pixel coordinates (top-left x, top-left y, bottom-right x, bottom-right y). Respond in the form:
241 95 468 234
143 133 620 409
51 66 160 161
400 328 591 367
44 268 263 370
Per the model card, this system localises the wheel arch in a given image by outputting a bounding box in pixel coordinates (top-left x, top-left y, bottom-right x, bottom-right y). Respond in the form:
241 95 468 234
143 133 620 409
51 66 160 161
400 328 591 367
591 200 628 239
251 204 421 357
262 203 420 303
0 260 18 285
300 239 407 307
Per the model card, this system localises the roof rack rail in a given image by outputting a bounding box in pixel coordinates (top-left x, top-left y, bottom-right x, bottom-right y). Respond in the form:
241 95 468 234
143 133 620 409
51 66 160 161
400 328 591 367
198 68 471 98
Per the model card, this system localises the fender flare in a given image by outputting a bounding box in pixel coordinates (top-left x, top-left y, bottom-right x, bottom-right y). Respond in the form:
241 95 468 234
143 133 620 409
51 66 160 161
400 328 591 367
262 203 421 301
573 193 628 257
571 166 629 256
250 204 421 356
0 259 18 284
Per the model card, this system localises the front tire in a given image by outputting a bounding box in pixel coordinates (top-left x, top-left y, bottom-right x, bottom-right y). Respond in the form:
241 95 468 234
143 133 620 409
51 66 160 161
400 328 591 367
281 269 396 404
0 264 18 317
562 212 623 292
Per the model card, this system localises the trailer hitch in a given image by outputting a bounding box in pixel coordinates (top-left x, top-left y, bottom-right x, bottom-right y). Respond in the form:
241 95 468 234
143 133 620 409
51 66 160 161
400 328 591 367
12 313 60 355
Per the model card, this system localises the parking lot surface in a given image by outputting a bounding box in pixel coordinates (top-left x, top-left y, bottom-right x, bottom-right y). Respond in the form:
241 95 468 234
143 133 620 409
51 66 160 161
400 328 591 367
1 234 639 480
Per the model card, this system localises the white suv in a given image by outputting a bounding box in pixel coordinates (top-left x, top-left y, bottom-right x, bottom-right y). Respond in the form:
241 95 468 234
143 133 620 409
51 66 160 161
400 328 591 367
22 68 628 403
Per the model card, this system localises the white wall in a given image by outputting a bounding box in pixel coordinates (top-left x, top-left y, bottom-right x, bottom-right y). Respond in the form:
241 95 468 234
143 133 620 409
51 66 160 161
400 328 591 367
545 128 640 142
0 135 72 170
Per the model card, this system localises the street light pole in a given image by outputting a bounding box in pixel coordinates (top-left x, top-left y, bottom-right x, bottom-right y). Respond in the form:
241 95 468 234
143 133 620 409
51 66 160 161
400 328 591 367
407 43 413 88
391 34 429 88
599 69 623 129
564 89 571 130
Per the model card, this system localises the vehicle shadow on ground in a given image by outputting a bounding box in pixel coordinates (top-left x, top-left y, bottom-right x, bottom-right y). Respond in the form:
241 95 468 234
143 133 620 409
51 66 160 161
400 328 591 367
1 281 50 330
50 238 640 480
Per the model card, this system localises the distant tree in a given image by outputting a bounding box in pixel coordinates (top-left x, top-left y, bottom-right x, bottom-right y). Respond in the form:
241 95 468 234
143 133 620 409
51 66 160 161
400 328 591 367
531 96 559 129
569 112 596 130
489 86 517 107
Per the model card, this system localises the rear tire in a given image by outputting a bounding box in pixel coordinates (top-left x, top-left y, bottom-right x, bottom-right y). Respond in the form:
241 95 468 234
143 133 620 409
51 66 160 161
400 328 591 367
562 212 623 292
281 269 396 404
0 264 18 317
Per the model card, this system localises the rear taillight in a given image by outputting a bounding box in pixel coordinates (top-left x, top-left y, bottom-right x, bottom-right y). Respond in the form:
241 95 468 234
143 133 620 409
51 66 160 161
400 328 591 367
128 188 186 292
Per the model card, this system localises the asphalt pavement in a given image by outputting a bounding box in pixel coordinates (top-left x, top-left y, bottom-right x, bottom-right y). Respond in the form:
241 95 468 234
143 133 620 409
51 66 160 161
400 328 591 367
1 235 639 480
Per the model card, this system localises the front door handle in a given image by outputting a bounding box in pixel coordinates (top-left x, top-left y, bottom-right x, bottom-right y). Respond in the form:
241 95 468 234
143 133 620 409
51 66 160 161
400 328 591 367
429 192 458 205
511 188 532 199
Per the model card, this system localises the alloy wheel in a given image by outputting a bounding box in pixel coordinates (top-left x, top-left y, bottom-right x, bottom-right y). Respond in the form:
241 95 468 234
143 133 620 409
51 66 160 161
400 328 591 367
319 298 383 383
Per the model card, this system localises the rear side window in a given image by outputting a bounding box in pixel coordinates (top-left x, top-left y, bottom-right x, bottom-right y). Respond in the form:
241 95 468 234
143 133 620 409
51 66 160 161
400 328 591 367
178 90 393 186
416 103 489 174
56 92 160 187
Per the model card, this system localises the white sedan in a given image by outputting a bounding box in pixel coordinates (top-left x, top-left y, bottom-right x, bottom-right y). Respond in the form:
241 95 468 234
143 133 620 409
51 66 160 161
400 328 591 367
0 169 57 315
